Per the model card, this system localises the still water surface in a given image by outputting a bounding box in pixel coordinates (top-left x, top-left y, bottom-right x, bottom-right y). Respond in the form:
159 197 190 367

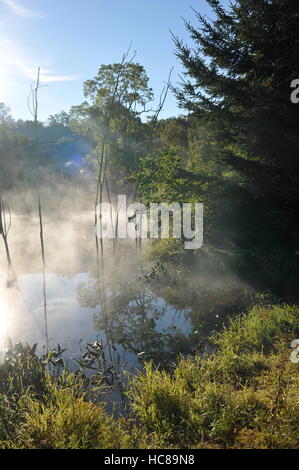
0 211 192 369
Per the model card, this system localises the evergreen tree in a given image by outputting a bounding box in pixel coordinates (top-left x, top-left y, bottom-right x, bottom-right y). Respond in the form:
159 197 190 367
175 0 299 296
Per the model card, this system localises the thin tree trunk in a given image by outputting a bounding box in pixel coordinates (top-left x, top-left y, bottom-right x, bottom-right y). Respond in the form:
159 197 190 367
38 196 49 352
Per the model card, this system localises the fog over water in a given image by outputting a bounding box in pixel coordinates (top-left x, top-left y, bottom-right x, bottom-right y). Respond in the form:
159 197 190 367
0 192 192 368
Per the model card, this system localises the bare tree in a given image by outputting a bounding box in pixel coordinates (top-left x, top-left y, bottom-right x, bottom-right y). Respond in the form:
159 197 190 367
28 67 49 351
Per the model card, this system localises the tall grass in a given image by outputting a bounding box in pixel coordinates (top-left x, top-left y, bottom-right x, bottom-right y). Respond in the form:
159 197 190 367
0 303 298 449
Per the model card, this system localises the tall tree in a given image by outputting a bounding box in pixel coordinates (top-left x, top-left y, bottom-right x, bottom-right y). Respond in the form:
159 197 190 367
174 0 299 295
71 62 154 177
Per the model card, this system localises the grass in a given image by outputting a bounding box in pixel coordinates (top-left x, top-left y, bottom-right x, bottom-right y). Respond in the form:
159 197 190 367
0 303 298 449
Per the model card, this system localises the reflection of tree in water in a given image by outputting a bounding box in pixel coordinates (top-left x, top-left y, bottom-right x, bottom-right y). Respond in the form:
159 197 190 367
75 259 256 369
77 277 194 366
142 261 258 339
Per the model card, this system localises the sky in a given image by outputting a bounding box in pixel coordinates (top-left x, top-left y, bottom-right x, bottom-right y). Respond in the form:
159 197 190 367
0 0 221 122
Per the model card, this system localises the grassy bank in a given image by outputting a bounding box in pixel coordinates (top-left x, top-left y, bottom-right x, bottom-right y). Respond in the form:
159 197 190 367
0 303 298 449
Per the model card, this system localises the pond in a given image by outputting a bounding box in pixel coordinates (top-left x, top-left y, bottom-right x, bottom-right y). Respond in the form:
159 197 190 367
0 209 193 372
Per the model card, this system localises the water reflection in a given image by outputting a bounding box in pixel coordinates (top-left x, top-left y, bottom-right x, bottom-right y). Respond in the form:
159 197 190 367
0 271 192 368
0 210 251 371
78 278 192 365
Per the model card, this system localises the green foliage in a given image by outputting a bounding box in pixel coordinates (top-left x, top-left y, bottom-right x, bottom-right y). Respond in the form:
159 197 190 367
0 305 298 448
174 0 299 296
47 110 71 127
0 3 298 449
216 304 299 356
0 127 56 190
0 344 130 449
83 62 153 111
127 304 299 448
146 239 185 263
15 378 127 449
70 62 155 177
133 150 201 204
0 102 14 128
0 343 48 399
